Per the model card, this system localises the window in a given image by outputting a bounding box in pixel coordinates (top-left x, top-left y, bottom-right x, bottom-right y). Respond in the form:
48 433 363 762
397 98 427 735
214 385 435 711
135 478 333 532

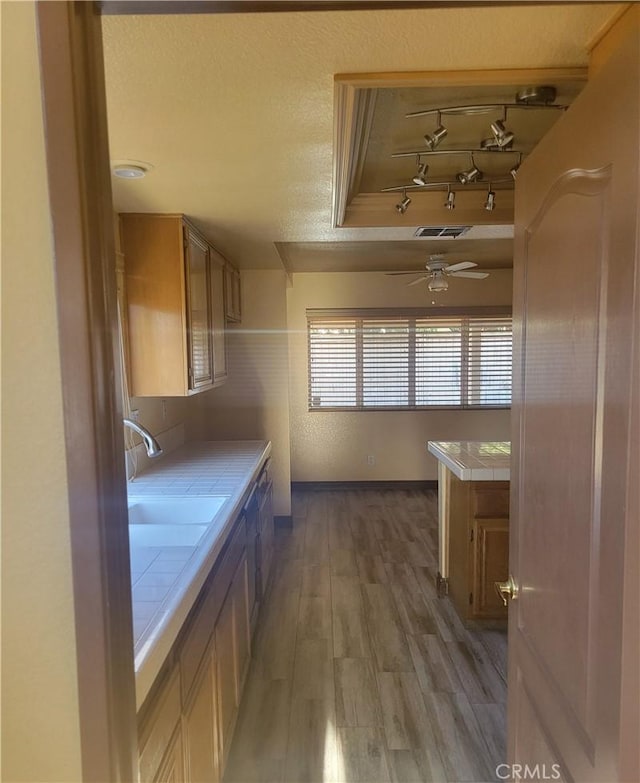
308 309 512 410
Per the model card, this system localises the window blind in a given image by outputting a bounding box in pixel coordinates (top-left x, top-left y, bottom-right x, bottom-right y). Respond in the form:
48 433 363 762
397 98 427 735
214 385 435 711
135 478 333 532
308 310 512 411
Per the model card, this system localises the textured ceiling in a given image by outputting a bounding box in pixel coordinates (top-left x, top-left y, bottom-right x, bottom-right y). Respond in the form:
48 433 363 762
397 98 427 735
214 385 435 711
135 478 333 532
102 4 621 270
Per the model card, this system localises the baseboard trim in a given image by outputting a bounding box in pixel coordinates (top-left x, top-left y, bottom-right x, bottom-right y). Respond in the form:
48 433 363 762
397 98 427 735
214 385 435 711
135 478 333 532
291 480 437 491
274 515 293 528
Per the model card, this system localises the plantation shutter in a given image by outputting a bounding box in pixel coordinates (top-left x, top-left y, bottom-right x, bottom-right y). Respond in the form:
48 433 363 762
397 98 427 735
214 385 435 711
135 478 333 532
307 309 511 410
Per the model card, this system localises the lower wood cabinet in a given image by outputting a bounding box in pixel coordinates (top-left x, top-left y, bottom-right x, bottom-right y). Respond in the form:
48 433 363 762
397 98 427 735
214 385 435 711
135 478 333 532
215 577 237 762
182 649 219 783
448 476 510 623
155 728 185 783
138 519 252 783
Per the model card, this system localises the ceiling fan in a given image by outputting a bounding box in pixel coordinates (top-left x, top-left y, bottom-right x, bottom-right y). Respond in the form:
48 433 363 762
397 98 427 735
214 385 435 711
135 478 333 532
386 255 489 292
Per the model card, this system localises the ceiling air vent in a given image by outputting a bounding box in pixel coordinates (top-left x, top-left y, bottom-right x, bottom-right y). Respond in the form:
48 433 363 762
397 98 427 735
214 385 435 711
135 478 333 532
414 226 471 239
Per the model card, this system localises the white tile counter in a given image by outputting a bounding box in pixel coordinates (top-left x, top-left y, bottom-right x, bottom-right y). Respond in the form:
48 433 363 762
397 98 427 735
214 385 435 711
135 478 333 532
127 440 270 709
427 440 511 481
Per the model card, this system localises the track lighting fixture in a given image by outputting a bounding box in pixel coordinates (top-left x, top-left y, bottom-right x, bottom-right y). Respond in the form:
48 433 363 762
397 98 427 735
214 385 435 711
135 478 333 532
457 165 483 185
424 112 448 150
396 190 411 214
385 85 568 208
413 157 429 186
484 188 496 211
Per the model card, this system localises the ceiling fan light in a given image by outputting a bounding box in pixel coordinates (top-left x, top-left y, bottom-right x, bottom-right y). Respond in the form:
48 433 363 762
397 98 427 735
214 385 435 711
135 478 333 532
444 190 456 210
428 272 449 292
396 195 411 214
424 124 448 150
457 166 483 185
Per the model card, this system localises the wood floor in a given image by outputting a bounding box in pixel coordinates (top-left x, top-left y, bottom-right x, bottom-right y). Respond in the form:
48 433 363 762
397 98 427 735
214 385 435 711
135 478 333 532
224 488 507 783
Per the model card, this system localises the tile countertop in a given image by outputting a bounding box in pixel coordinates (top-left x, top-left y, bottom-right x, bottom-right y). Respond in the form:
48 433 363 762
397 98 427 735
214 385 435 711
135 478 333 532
427 440 511 481
127 440 271 710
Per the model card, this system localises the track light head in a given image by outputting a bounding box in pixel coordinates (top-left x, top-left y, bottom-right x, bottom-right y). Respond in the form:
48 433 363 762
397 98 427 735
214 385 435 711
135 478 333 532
490 119 515 148
424 124 448 150
428 271 449 292
396 194 411 214
457 166 483 185
484 189 496 211
413 161 429 186
444 190 456 210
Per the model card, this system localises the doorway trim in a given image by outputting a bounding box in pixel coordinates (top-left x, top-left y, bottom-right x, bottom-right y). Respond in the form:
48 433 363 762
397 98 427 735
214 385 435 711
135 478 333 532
37 3 137 780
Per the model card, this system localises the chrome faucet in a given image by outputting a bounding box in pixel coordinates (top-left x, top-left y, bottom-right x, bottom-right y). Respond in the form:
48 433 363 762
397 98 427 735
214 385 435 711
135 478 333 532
123 418 163 458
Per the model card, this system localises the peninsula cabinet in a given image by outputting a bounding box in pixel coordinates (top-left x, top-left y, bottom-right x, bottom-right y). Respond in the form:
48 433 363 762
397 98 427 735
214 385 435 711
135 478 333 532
448 476 510 623
120 213 228 396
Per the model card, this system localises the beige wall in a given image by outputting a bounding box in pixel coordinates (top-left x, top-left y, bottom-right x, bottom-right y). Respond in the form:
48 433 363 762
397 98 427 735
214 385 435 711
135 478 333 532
1 3 83 780
287 270 513 482
200 270 292 516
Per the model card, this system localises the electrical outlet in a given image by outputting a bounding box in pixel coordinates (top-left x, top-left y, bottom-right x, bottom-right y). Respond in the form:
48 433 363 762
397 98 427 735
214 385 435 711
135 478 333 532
129 409 140 422
367 454 376 466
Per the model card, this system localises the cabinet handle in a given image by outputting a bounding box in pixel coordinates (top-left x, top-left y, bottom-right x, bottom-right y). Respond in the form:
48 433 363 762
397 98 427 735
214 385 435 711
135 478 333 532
494 575 519 606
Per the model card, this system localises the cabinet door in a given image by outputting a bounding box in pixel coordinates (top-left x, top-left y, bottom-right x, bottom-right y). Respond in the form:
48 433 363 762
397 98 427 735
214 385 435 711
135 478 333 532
258 483 274 597
154 729 185 783
214 585 236 763
182 651 219 783
472 518 509 618
184 228 213 389
224 262 241 322
209 250 228 384
231 552 251 701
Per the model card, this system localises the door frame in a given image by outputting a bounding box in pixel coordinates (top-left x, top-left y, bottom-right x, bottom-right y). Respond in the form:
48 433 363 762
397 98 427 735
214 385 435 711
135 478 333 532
37 3 137 781
36 2 637 781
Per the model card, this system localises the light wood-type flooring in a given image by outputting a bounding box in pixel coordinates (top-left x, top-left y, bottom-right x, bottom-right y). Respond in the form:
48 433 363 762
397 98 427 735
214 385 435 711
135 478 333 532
224 488 507 783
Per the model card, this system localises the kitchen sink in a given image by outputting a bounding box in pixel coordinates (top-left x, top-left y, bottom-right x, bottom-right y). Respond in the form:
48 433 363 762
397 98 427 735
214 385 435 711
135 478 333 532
127 496 228 526
128 523 208 549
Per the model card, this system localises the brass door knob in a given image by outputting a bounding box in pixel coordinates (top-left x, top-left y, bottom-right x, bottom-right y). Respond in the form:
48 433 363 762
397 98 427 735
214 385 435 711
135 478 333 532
494 575 519 606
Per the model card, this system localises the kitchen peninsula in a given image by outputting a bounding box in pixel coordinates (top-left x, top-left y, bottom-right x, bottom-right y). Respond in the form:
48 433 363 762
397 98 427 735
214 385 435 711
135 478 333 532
428 440 511 623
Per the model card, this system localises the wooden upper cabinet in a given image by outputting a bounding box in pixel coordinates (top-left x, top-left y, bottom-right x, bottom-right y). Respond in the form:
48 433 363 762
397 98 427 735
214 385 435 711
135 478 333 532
209 248 228 384
223 262 241 323
121 213 229 396
184 228 213 390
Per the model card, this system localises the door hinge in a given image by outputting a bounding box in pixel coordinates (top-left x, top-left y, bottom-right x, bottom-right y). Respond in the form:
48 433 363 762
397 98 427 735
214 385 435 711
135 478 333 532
469 592 473 605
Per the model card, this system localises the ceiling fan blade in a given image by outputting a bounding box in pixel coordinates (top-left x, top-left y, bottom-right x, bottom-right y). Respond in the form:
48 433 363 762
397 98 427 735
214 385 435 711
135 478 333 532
449 271 490 279
385 271 426 276
407 276 429 286
445 261 477 273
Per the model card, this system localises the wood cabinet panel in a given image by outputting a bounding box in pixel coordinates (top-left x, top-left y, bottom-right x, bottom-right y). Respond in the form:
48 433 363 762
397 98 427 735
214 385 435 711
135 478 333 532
209 248 228 384
121 214 187 397
224 262 241 323
257 482 274 600
446 474 509 623
232 553 251 702
182 650 219 783
154 728 185 783
139 670 182 783
473 518 509 617
215 586 236 762
184 228 213 389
